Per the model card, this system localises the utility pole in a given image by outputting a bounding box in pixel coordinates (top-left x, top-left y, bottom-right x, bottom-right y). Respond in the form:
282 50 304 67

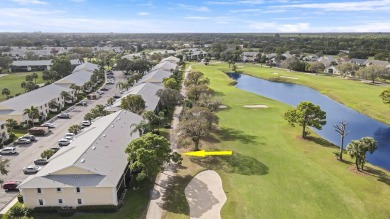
334 119 349 160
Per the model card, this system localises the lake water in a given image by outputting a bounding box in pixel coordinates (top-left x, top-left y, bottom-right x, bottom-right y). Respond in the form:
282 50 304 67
228 73 390 171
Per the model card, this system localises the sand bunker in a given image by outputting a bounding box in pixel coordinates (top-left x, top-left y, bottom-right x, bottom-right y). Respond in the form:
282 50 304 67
272 72 279 75
280 76 298 80
243 104 269 108
218 105 228 109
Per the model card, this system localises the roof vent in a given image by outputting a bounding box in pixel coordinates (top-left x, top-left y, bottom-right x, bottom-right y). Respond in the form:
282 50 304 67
105 145 108 147
80 159 85 163
92 146 96 150
103 134 106 137
111 124 114 128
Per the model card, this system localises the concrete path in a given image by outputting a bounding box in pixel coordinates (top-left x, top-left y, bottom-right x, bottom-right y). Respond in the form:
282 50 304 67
146 65 191 219
185 170 227 219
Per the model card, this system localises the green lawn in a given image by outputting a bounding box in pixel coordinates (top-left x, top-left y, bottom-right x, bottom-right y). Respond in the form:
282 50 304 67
163 62 390 219
0 72 44 102
231 63 390 125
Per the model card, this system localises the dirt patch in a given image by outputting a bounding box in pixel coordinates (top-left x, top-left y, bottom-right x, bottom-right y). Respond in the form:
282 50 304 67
242 104 269 108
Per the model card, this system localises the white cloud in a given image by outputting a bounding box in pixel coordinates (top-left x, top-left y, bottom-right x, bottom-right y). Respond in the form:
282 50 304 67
137 12 150 16
207 0 264 5
274 0 390 11
69 0 85 2
230 8 286 13
184 16 211 20
12 0 46 4
178 4 210 12
249 22 310 32
1 8 65 17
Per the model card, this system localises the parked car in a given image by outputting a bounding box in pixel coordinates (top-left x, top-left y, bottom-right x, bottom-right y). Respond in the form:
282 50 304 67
42 122 54 128
81 121 91 127
41 122 55 128
23 165 41 174
34 158 48 165
107 81 114 84
57 113 70 119
22 134 36 141
58 138 71 146
76 101 87 106
2 181 21 191
113 94 121 99
100 87 109 91
97 90 104 95
64 133 76 139
0 147 17 155
14 137 31 144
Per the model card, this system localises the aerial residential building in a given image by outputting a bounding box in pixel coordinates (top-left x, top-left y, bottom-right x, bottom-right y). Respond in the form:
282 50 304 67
9 59 82 72
19 110 142 208
151 61 177 72
161 56 180 64
138 69 173 86
108 82 163 113
241 52 259 62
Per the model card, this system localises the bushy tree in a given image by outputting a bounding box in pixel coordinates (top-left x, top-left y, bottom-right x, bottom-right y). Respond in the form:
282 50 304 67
52 56 72 78
284 101 327 138
68 124 82 134
41 149 55 159
125 133 182 181
346 137 377 170
187 85 214 102
120 94 145 114
336 62 359 77
156 88 184 112
184 71 210 87
356 65 389 83
306 62 325 74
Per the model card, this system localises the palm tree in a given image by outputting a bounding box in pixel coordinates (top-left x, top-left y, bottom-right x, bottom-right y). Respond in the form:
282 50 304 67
60 91 70 100
130 120 151 136
107 97 116 106
5 119 18 134
91 104 107 117
84 112 95 123
21 81 27 93
48 99 58 109
0 158 10 184
23 106 39 126
31 72 38 84
68 124 82 134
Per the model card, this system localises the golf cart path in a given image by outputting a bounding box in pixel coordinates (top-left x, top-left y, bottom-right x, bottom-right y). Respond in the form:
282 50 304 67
185 170 227 219
145 65 191 219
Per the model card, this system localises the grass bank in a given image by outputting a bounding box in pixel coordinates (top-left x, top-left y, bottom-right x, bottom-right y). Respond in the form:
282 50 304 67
230 63 390 125
0 72 44 102
163 62 390 219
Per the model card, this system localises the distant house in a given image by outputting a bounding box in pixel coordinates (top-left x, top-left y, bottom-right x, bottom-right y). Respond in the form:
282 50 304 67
303 55 319 62
318 56 335 67
350 58 367 66
10 59 82 72
122 53 141 60
19 110 142 209
363 60 390 69
324 65 339 74
337 57 351 63
241 52 259 62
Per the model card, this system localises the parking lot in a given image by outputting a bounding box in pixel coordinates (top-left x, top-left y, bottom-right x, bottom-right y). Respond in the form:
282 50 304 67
0 70 126 210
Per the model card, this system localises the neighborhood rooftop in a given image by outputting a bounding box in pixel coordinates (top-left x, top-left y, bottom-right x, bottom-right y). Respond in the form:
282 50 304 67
19 110 142 188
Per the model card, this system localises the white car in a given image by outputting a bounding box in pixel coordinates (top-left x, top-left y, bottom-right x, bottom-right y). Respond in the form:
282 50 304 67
14 137 31 144
81 121 91 127
42 122 55 128
64 133 75 139
97 91 104 95
23 165 41 174
58 138 71 146
0 147 17 155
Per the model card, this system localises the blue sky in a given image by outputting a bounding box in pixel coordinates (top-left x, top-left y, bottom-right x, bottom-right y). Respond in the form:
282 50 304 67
1 0 390 32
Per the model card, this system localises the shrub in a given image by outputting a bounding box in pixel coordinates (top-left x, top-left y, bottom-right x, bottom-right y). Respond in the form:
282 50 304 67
76 205 118 213
9 206 25 217
15 93 21 97
57 206 75 217
228 81 238 86
17 193 23 203
24 208 32 217
32 206 60 213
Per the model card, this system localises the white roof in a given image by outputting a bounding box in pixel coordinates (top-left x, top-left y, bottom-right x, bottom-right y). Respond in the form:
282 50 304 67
151 61 177 71
19 110 142 188
110 83 163 112
138 69 173 84
73 62 98 73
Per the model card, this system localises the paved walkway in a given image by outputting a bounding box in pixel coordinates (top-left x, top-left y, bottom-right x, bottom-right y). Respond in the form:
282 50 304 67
146 65 191 219
185 170 227 219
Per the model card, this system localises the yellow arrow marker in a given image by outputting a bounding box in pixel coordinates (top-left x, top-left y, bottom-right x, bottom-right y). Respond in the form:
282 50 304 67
183 150 233 157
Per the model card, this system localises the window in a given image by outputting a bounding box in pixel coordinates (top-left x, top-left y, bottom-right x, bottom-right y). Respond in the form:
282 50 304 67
57 188 61 192
77 199 82 205
76 187 80 193
37 188 41 194
58 199 63 204
39 199 43 206
45 103 47 107
0 125 4 129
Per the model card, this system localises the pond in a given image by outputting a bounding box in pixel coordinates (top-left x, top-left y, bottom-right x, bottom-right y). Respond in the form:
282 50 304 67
228 73 390 171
